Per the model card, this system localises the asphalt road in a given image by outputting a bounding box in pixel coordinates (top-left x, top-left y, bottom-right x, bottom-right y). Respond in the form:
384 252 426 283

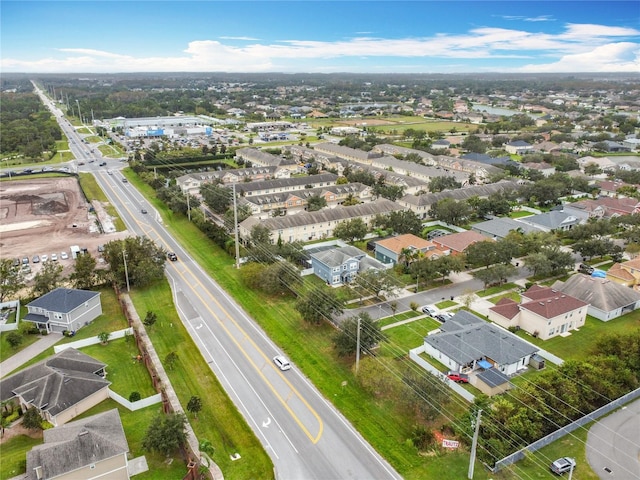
586 398 640 479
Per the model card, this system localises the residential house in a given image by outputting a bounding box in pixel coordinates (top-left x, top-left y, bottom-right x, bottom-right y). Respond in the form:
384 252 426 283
487 285 588 340
597 180 640 198
431 139 450 150
471 217 543 240
239 198 402 243
432 230 488 256
232 173 339 197
423 310 539 376
577 155 616 173
26 409 129 480
516 210 580 232
175 166 287 195
0 348 110 426
234 147 300 174
24 288 102 334
505 140 533 155
313 142 382 164
373 234 446 265
607 257 640 290
309 245 387 286
522 161 556 177
551 274 640 321
563 196 640 219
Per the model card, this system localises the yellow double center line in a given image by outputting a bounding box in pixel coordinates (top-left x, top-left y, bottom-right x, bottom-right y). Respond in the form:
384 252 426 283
108 178 322 443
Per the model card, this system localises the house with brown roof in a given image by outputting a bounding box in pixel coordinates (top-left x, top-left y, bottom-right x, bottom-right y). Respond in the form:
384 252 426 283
374 234 447 265
0 348 110 426
563 196 640 219
487 285 588 340
607 257 640 290
26 409 130 480
432 230 488 256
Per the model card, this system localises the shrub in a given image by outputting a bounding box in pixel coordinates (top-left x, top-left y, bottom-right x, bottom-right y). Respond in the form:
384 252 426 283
129 391 141 402
6 332 23 348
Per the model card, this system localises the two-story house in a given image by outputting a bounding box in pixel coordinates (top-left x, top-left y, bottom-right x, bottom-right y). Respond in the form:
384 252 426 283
24 288 102 334
309 245 387 286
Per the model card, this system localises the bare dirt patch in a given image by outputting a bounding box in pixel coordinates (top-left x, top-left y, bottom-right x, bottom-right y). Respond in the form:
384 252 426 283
0 177 128 277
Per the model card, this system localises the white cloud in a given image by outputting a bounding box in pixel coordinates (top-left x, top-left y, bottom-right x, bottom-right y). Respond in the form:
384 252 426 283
2 23 638 73
218 36 260 41
517 42 640 72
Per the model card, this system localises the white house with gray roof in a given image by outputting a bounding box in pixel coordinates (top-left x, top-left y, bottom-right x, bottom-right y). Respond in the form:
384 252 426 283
423 311 538 376
516 210 580 232
471 217 544 239
233 173 339 197
313 142 382 163
24 288 102 334
176 166 288 195
310 245 387 286
26 409 129 480
239 198 402 243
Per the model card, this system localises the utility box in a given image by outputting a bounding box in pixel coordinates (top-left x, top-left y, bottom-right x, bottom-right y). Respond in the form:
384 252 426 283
70 245 81 259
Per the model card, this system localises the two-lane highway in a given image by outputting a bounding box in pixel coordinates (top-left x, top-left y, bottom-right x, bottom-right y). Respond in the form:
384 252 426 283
92 169 401 479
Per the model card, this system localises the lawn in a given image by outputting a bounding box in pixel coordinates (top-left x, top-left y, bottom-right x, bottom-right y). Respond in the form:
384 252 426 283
82 338 157 398
381 317 442 353
0 330 40 363
509 210 535 219
130 281 274 480
516 310 640 362
476 282 519 297
0 434 42 480
377 310 421 328
488 292 521 304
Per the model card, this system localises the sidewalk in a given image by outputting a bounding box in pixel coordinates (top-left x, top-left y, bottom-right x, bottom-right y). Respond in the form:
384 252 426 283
0 333 63 379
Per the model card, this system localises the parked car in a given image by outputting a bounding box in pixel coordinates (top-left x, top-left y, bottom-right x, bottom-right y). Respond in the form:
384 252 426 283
434 312 454 323
421 305 439 317
578 263 594 274
97 245 105 252
41 254 48 262
550 457 576 475
51 253 58 261
32 255 40 263
60 251 69 260
273 355 291 371
446 371 469 383
12 258 20 267
22 257 29 265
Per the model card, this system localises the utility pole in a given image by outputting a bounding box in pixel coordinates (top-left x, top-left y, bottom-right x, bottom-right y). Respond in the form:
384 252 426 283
233 183 240 269
355 315 362 375
76 99 83 125
468 409 482 479
122 247 131 293
186 192 191 221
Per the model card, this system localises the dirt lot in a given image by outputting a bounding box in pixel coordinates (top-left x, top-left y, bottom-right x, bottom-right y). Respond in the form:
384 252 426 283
0 177 129 278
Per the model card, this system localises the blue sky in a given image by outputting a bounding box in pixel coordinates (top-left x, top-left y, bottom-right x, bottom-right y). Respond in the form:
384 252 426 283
2 1 638 73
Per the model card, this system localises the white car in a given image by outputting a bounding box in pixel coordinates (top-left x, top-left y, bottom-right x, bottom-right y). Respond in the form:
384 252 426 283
421 305 439 317
41 254 48 262
60 251 69 260
273 355 291 371
51 253 58 261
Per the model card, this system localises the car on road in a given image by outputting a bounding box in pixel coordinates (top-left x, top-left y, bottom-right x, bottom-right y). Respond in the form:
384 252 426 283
167 252 178 261
273 355 291 371
60 251 69 260
41 254 48 263
51 253 58 261
99 162 107 166
550 457 576 475
122 178 128 183
446 371 469 383
107 170 113 175
421 305 439 317
32 255 40 263
141 208 148 214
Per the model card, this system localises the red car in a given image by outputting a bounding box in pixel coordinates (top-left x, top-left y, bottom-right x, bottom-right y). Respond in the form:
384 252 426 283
446 371 469 383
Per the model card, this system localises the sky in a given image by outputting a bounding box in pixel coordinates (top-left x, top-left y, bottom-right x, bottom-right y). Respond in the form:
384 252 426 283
1 1 639 74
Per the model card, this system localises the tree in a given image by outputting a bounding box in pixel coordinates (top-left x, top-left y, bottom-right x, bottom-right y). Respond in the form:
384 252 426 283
143 311 157 327
374 210 423 235
461 134 489 153
142 413 188 456
200 183 231 214
6 331 23 348
69 252 98 289
187 395 203 419
573 238 615 260
432 255 465 283
259 261 302 296
306 195 327 212
165 351 179 370
333 312 386 357
429 198 472 226
0 259 25 302
98 331 110 344
351 269 401 301
246 224 276 263
32 261 64 297
22 408 43 430
103 237 166 289
333 218 368 242
472 263 517 288
295 288 344 325
429 176 462 193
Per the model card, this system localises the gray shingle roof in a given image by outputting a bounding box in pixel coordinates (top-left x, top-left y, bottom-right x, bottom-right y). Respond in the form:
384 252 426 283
472 217 543 238
552 274 640 312
233 173 338 194
0 348 109 416
425 311 538 365
476 368 511 387
27 288 100 313
400 180 523 207
26 409 128 480
310 245 366 267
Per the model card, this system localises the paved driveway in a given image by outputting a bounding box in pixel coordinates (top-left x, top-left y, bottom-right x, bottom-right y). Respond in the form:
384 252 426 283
586 398 640 479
